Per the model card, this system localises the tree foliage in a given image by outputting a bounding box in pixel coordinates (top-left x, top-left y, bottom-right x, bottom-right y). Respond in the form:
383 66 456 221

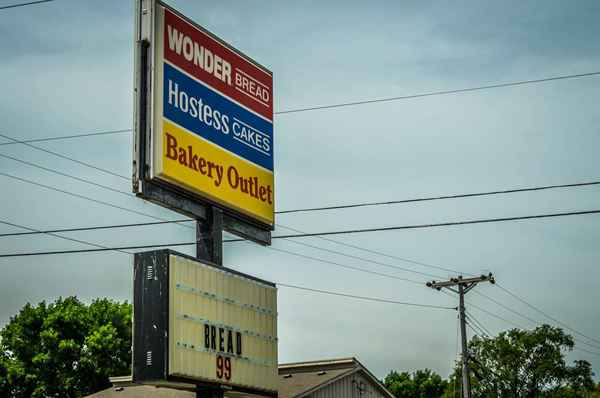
385 325 598 398
384 368 448 398
0 297 131 398
446 324 595 398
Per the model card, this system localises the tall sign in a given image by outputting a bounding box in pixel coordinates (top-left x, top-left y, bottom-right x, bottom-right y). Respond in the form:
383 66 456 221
133 0 274 241
133 250 278 395
132 2 278 396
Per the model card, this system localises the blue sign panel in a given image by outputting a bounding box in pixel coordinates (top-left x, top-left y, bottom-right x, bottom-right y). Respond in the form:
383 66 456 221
163 63 274 171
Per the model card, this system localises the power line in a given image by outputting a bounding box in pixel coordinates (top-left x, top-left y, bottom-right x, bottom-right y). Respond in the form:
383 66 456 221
263 210 600 238
0 232 429 288
468 301 600 357
0 219 131 256
0 70 597 144
0 209 470 276
0 171 194 230
1 0 596 358
0 132 129 180
4 212 579 331
465 318 487 338
276 238 600 352
0 200 461 288
0 228 447 309
276 224 474 276
9 162 584 348
278 237 444 279
2 175 598 240
3 208 600 257
3 219 599 356
0 152 132 197
495 283 600 347
5 133 596 217
1 139 597 251
276 181 600 214
473 289 600 351
0 241 194 258
0 238 453 319
2 207 599 246
0 129 130 146
3 199 600 241
3 153 598 343
0 0 53 10
473 290 539 325
469 301 532 330
0 234 417 289
465 311 493 337
275 71 600 114
265 245 426 285
5 146 455 275
0 220 444 307
1 135 598 236
0 219 191 238
3 214 564 344
475 290 600 351
277 283 455 310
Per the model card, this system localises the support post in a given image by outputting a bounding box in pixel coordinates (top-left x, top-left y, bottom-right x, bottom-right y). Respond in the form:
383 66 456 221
196 207 223 266
196 385 224 398
426 274 495 398
195 206 224 398
458 283 471 398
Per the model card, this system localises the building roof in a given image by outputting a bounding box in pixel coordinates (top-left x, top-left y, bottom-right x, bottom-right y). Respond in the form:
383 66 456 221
86 381 263 398
278 357 395 398
86 377 196 398
86 384 195 398
86 357 394 398
278 366 354 398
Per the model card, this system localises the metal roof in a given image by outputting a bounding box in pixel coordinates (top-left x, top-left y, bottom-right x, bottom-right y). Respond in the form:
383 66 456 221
278 366 355 398
278 357 395 398
85 357 394 398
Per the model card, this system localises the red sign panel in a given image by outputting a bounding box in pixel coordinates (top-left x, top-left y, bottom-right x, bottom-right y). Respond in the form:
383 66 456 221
163 9 273 121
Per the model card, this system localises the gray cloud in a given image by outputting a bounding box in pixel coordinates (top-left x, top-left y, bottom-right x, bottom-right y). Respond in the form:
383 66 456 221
0 0 599 381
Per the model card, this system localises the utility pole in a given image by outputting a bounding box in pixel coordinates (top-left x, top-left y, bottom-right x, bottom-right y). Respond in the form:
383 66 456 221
427 274 495 398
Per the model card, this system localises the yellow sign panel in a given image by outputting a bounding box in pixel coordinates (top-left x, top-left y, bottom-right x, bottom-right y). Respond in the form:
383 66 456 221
168 254 278 392
155 120 274 225
147 4 275 227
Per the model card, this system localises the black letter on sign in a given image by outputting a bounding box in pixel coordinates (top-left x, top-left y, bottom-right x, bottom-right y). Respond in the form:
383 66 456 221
211 326 217 350
236 332 242 356
219 328 225 352
227 330 234 354
204 324 210 349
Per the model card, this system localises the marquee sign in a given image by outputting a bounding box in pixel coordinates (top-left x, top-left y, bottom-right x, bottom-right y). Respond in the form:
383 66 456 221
133 250 278 395
133 0 274 230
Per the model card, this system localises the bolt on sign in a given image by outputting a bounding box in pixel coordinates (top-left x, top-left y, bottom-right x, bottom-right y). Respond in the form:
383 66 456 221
133 250 279 395
133 0 274 229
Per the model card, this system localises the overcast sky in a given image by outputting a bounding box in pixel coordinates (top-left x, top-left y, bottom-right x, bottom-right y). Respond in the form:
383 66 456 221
1 0 599 381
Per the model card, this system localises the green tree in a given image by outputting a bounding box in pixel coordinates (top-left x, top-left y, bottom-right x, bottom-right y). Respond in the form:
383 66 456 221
0 297 131 398
384 368 448 398
444 325 595 398
0 350 11 397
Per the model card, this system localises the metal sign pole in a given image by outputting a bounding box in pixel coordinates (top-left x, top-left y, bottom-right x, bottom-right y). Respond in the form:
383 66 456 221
196 207 223 266
133 1 276 395
195 206 224 398
196 385 224 398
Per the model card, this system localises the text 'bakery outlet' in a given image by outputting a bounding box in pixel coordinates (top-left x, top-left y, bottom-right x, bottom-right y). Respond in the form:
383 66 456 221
165 132 273 205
